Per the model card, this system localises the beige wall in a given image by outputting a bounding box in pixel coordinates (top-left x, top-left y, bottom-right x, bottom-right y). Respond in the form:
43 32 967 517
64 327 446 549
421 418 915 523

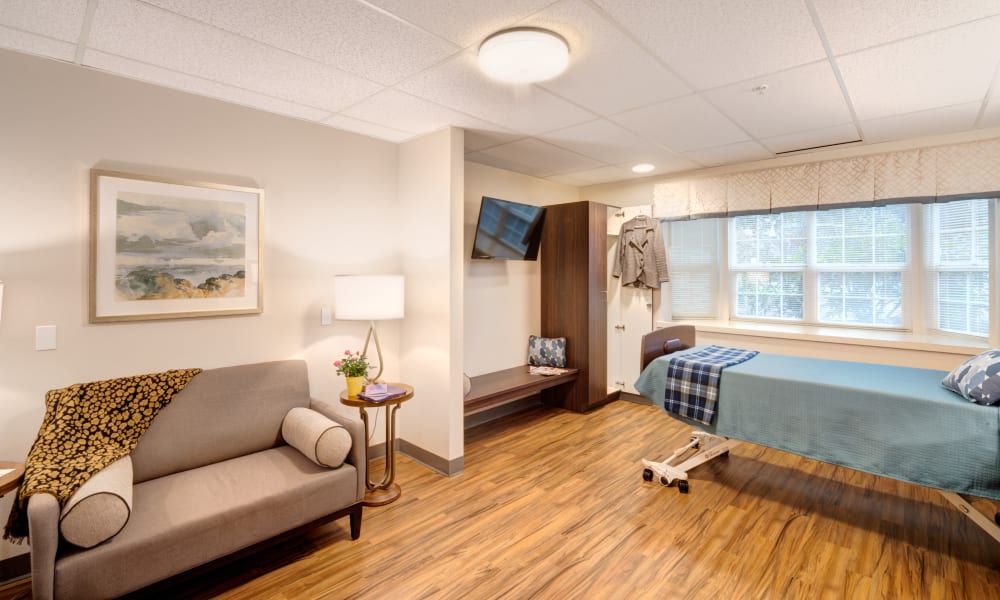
0 50 403 559
463 162 579 376
398 128 465 462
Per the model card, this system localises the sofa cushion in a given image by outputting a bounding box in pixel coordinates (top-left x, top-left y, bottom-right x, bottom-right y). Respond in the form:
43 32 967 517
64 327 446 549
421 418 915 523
282 407 352 468
59 456 132 549
131 361 311 483
54 446 359 599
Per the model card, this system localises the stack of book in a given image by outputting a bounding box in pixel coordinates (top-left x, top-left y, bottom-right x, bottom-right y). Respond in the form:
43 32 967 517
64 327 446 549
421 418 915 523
358 384 407 402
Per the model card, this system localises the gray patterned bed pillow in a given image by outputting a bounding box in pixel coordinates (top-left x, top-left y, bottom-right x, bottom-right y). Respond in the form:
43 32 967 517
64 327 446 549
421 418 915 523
528 335 567 368
941 349 1000 406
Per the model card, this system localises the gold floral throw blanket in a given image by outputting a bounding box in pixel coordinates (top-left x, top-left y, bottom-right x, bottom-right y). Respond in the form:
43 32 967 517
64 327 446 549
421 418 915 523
2 368 201 543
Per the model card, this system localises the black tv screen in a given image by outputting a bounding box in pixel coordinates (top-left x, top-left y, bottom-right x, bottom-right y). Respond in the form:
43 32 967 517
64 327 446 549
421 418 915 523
471 197 546 260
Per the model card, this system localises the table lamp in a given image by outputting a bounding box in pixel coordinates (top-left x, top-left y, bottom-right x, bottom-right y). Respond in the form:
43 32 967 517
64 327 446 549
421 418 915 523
333 275 405 382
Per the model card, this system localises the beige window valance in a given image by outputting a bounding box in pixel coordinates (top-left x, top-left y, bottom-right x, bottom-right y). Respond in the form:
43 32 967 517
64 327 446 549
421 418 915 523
653 137 1000 220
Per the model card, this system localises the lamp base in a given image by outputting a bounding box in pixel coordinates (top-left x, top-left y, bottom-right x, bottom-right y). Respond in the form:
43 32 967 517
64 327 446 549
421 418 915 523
363 483 401 506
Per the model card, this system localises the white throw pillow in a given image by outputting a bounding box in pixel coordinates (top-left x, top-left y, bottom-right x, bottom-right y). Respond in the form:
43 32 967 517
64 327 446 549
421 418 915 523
282 407 352 468
59 455 133 548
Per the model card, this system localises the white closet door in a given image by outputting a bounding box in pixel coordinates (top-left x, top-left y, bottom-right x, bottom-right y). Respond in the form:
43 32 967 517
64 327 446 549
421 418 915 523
607 205 655 395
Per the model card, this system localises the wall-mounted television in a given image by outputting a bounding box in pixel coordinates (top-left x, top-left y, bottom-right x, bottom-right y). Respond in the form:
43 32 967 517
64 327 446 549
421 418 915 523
471 196 546 260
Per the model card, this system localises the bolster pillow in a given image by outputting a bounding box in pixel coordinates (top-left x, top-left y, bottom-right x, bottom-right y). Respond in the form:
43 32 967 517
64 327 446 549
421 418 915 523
282 407 352 468
59 455 133 548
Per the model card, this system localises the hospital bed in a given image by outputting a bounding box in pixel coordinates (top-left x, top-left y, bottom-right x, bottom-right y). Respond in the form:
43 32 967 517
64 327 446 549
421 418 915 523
635 325 1000 543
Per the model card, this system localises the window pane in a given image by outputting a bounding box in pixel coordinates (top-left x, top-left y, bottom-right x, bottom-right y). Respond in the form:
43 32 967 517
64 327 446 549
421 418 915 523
937 271 989 336
818 271 903 327
730 213 807 267
816 205 907 266
669 219 718 318
733 272 803 320
927 199 991 337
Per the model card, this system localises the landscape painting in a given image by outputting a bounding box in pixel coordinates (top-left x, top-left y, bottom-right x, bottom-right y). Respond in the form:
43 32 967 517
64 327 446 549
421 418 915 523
91 171 262 322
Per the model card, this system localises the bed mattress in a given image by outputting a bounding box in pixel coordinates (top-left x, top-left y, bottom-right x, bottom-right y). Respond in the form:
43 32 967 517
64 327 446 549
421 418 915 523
636 348 1000 500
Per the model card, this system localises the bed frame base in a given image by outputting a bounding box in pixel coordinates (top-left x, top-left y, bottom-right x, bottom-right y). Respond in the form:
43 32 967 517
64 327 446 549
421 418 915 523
938 491 1000 544
643 431 1000 542
641 431 741 493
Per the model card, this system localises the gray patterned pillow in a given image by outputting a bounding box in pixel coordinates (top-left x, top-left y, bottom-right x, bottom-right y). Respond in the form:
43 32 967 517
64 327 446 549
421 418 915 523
528 335 567 368
942 349 1000 406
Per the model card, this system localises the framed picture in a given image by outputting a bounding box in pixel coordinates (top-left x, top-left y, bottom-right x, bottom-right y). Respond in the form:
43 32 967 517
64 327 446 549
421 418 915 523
90 170 263 322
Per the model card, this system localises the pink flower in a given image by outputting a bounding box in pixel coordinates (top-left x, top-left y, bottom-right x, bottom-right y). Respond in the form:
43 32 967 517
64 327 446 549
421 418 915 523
344 350 351 355
334 361 341 367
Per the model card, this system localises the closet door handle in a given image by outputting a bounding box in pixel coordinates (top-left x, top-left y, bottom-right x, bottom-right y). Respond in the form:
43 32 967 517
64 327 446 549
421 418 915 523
614 324 625 331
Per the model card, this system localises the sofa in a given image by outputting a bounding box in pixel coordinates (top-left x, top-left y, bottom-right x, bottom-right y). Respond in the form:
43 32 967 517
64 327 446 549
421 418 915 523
26 360 366 599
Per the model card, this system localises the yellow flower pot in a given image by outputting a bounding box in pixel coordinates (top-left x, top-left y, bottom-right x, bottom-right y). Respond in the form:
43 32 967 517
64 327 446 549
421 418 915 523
345 376 365 398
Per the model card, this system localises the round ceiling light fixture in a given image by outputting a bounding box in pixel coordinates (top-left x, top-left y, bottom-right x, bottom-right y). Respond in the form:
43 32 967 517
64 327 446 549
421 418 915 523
631 163 655 174
478 27 570 84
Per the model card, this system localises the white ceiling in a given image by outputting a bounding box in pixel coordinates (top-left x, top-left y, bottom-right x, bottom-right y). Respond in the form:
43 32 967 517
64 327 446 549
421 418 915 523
3 0 1000 186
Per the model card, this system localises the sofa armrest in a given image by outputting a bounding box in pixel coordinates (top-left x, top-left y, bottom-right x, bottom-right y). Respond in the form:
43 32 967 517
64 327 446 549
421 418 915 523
309 399 366 503
27 493 59 600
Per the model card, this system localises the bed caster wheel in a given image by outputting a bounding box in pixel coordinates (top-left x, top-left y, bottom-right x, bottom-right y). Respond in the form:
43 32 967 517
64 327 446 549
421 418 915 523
995 512 999 526
690 436 700 449
677 480 690 494
659 476 670 487
720 450 730 458
642 468 653 482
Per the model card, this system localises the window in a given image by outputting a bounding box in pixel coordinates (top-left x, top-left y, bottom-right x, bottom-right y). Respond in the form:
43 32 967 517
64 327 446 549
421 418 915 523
666 199 995 340
926 199 991 336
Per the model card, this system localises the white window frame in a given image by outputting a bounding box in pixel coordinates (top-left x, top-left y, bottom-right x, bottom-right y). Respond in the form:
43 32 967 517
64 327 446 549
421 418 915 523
662 200 998 347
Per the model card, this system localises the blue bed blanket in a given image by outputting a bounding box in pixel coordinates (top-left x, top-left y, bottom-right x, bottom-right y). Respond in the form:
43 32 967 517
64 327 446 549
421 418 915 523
635 348 1000 501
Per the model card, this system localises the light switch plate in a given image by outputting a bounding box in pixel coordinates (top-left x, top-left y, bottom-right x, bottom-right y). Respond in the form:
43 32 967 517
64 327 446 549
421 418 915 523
36 325 56 351
321 306 332 326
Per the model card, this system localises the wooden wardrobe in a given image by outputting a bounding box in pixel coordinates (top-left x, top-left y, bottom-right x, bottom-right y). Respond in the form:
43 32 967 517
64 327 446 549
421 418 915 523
540 201 618 412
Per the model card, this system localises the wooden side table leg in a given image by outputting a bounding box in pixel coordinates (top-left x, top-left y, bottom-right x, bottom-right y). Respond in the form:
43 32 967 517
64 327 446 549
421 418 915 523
356 407 374 493
362 404 402 506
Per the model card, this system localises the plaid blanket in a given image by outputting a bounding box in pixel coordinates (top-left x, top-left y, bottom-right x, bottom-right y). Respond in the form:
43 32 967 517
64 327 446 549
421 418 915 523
664 345 759 425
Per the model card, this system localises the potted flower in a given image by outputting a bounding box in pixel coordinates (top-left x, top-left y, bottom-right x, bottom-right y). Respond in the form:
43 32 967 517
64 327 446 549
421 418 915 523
335 350 370 397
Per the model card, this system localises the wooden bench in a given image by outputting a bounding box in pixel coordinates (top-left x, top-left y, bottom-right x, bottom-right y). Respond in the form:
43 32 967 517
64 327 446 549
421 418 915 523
465 366 579 416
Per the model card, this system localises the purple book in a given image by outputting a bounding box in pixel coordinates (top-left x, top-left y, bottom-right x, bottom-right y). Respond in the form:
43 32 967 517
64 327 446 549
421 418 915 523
358 385 406 402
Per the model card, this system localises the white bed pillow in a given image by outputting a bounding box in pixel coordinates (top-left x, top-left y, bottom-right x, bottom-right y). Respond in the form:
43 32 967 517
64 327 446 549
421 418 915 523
942 349 1000 406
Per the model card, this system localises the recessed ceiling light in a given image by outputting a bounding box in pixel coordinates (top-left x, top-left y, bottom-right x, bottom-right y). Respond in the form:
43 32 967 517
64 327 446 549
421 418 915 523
631 163 655 173
479 27 569 84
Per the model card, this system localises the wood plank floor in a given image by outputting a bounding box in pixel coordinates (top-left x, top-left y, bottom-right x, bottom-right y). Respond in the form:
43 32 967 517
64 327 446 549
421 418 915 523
2 399 998 599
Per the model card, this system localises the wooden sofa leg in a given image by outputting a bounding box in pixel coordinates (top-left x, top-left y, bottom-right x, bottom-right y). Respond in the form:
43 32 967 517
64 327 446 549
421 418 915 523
349 504 363 540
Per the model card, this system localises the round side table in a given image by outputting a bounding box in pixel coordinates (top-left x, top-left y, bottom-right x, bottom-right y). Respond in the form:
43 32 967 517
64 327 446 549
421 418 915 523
0 461 26 498
340 383 413 506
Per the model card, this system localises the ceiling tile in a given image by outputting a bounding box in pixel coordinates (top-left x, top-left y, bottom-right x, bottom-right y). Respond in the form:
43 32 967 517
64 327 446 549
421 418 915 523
611 95 750 152
0 25 76 61
84 50 332 122
861 102 981 144
342 89 510 137
397 50 596 135
322 114 413 143
705 61 852 139
539 119 674 165
145 0 459 85
467 138 603 177
88 0 383 112
760 123 861 154
813 0 1000 55
366 0 554 48
683 141 774 168
463 129 524 153
592 0 825 89
837 17 1000 121
546 165 633 186
527 0 690 115
0 0 88 42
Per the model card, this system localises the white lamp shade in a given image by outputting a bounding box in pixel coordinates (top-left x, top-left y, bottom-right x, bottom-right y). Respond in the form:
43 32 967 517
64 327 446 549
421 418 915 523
334 275 405 321
478 28 569 84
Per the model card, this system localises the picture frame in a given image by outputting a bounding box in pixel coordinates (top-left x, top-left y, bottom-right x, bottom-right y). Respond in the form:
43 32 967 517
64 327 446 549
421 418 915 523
90 169 263 322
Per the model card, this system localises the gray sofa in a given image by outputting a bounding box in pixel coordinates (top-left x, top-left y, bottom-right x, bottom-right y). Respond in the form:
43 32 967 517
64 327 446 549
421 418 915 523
26 360 365 599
